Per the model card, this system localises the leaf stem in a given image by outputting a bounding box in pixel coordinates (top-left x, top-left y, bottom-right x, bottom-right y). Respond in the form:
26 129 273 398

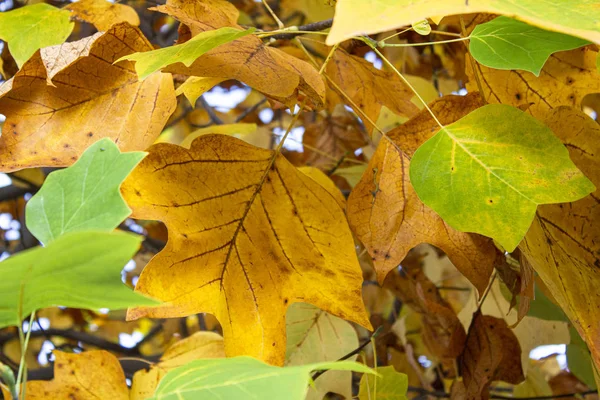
261 0 284 29
378 36 469 48
379 28 412 43
16 312 35 399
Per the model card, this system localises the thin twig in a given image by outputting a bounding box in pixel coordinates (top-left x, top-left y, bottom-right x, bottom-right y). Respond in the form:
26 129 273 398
264 18 333 40
199 96 224 125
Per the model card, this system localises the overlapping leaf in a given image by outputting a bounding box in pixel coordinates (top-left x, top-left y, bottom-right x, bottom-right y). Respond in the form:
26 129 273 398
0 231 156 329
66 0 140 31
347 94 496 293
327 0 600 45
520 106 600 372
0 4 73 67
149 356 375 400
470 16 590 76
153 0 325 108
26 351 128 400
358 366 409 400
0 23 176 172
121 134 371 365
466 47 600 119
326 49 419 132
26 138 145 245
410 104 594 251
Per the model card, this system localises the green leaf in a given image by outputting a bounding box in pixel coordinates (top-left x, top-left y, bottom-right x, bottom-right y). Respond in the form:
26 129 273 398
0 231 157 328
117 27 254 80
568 325 597 389
409 104 595 252
470 16 590 76
358 366 408 400
527 285 568 323
0 3 73 67
412 19 431 36
26 138 145 245
149 356 375 400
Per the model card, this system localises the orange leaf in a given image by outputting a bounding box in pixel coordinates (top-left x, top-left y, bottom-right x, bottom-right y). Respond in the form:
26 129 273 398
0 23 176 172
121 134 371 365
154 0 325 109
66 0 140 31
26 351 128 399
347 94 496 293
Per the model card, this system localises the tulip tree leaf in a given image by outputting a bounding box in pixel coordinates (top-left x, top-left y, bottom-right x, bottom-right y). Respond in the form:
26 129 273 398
0 3 73 67
0 231 158 329
470 16 590 76
118 27 254 80
410 104 595 252
26 138 146 246
359 366 409 400
149 356 375 400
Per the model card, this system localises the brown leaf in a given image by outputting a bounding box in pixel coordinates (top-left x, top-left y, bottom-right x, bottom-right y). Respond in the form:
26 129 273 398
121 134 371 365
66 0 140 31
326 48 419 132
494 251 534 327
0 23 176 172
384 251 467 360
461 312 525 400
347 93 497 293
154 0 325 108
303 112 368 169
466 46 600 120
26 350 128 399
520 106 600 371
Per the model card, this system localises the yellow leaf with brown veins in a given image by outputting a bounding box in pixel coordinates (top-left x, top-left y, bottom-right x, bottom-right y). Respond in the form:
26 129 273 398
347 94 496 293
520 106 600 371
153 0 325 109
326 49 419 132
466 46 600 119
0 23 176 172
66 0 140 31
348 94 495 293
121 134 371 365
26 351 128 400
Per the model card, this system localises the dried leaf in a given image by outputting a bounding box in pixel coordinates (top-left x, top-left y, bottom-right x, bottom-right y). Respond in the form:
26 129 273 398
66 0 140 31
466 47 600 120
347 94 496 293
121 135 371 365
520 106 600 371
26 351 128 399
326 49 419 131
0 23 176 172
155 0 325 108
460 312 525 399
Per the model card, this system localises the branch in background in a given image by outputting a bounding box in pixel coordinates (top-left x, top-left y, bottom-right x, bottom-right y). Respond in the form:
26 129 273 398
267 18 333 40
199 96 224 125
235 98 267 122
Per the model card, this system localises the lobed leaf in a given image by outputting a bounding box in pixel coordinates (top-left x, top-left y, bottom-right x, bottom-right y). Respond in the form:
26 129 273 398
26 138 146 245
470 16 590 76
0 231 157 329
410 104 595 251
0 3 73 67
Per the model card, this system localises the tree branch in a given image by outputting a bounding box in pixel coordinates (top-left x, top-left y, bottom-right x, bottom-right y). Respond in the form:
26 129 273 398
267 18 333 40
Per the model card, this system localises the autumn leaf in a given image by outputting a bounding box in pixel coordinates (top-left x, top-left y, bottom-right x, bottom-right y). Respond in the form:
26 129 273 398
121 134 371 365
347 94 497 293
0 3 73 67
358 366 409 400
153 0 326 108
66 0 140 31
0 23 176 172
175 76 226 106
25 138 145 245
460 311 525 399
26 351 128 399
285 303 359 399
131 331 226 400
410 103 594 252
466 46 600 119
326 49 419 132
520 106 600 372
326 0 600 45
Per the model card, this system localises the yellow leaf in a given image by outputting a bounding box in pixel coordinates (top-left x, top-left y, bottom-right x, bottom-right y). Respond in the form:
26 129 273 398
155 0 325 109
181 123 258 148
175 76 225 106
0 23 176 172
26 351 128 399
466 47 600 119
520 106 600 372
66 0 140 31
121 134 371 365
131 331 225 400
326 49 419 132
347 93 496 293
298 166 346 210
